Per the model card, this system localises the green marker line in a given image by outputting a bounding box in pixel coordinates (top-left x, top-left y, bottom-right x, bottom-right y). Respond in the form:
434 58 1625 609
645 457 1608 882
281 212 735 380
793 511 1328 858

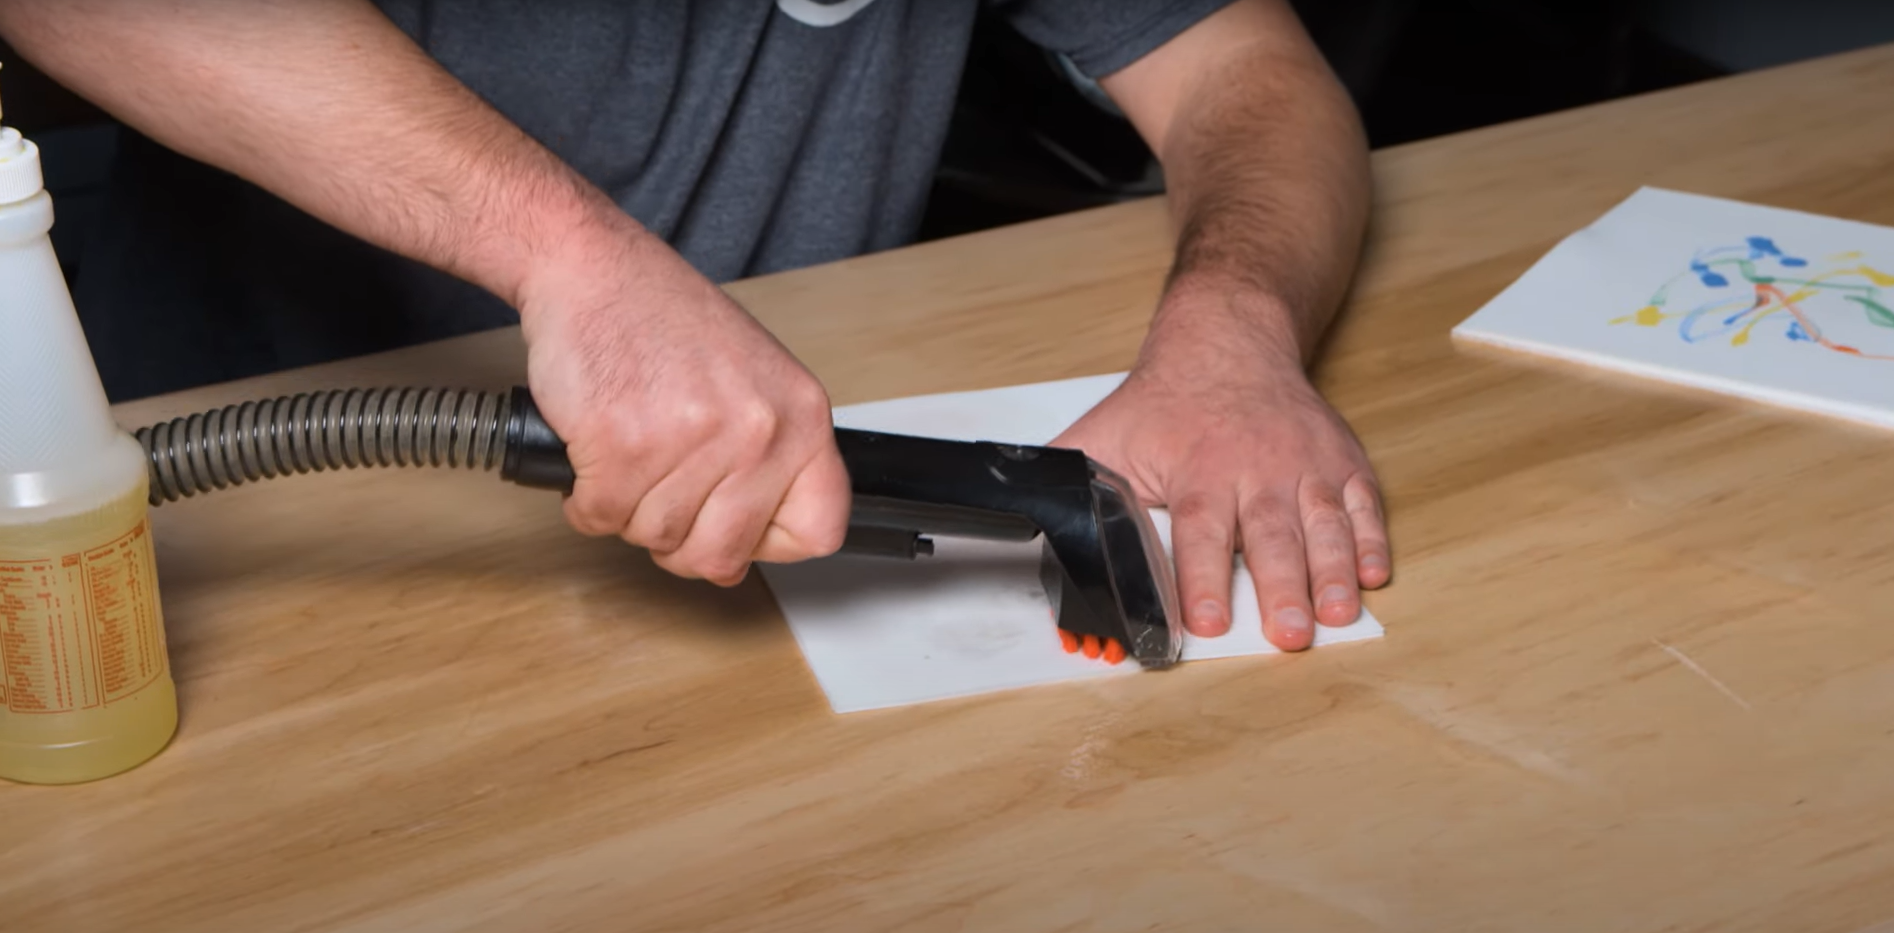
1846 294 1894 328
1698 257 1875 292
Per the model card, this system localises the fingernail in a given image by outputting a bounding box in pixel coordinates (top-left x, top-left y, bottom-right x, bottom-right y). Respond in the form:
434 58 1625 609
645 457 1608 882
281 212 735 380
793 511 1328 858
1319 586 1350 609
1361 554 1390 575
1190 599 1229 636
1276 607 1312 636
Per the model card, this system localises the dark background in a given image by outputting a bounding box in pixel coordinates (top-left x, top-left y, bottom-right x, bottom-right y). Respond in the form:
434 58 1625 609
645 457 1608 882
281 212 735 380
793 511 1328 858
915 0 1893 240
1 0 1888 285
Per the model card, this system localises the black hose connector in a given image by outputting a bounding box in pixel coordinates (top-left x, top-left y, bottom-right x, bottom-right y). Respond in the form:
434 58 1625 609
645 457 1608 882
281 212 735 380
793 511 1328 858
499 386 575 494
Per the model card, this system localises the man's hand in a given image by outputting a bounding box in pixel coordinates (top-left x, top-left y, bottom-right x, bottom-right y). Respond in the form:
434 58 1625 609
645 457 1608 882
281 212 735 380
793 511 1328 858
1078 0 1382 647
0 0 851 585
518 228 850 586
1053 289 1388 651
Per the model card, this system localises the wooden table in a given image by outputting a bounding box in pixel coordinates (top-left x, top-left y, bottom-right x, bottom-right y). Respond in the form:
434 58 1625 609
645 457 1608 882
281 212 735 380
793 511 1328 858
8 44 1894 933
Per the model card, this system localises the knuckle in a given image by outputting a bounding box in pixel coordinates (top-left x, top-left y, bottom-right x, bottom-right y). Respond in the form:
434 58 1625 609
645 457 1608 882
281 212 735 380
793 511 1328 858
565 494 627 538
1344 475 1386 514
1303 501 1351 533
648 550 702 581
697 553 751 585
802 398 834 428
786 377 832 420
572 513 619 538
1236 495 1290 529
1170 495 1220 526
1240 510 1303 554
1309 540 1356 567
621 526 654 551
730 398 780 446
633 506 694 554
667 400 718 441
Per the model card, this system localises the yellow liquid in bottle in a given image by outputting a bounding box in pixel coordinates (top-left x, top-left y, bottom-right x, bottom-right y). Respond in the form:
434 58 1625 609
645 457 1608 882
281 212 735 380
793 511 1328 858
0 482 177 784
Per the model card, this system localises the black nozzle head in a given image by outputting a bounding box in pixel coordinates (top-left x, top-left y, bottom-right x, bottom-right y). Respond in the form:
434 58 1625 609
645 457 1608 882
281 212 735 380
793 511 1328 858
1037 461 1183 670
833 429 1183 670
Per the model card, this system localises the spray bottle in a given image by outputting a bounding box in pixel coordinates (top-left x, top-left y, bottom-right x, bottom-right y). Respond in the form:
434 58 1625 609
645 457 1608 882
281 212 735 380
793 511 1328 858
0 66 178 784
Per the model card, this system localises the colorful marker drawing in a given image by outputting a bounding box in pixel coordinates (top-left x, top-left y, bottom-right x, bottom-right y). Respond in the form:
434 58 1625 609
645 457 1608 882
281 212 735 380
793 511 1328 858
1610 236 1894 361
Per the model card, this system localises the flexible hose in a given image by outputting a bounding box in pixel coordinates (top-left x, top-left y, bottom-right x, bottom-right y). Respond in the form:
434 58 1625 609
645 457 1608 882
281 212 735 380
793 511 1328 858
136 387 513 505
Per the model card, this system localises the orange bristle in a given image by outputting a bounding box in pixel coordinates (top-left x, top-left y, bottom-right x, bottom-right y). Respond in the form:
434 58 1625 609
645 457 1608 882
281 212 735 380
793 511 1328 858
1081 634 1102 659
1059 629 1080 654
1103 638 1127 665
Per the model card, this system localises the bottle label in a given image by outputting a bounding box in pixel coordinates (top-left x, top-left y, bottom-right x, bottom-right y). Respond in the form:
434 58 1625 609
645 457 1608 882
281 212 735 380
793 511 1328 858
0 519 167 713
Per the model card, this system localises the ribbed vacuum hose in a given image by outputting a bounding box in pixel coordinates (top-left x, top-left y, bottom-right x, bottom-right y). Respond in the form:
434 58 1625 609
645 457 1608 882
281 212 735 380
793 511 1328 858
136 387 514 505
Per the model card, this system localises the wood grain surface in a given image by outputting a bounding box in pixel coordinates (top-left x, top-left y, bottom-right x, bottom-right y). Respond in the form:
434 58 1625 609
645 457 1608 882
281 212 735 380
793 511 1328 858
7 44 1894 933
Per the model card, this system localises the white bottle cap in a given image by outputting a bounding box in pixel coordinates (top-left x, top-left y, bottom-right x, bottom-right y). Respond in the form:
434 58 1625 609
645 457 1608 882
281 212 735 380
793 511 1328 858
0 127 43 206
0 117 133 513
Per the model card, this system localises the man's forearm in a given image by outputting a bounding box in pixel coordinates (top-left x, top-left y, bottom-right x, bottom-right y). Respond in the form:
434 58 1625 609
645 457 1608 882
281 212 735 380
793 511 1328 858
1103 0 1371 368
1158 52 1369 364
0 0 631 311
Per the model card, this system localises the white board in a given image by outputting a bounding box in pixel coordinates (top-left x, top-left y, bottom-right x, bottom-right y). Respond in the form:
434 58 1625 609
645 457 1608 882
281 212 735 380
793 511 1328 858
1454 187 1894 427
758 374 1384 714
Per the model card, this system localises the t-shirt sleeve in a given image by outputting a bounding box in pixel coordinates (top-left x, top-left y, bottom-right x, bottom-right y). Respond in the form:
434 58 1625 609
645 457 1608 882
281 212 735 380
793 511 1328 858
989 0 1240 79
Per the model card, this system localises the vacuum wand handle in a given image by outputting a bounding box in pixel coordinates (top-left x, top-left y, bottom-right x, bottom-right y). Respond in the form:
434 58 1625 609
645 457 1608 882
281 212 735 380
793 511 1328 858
497 387 1044 556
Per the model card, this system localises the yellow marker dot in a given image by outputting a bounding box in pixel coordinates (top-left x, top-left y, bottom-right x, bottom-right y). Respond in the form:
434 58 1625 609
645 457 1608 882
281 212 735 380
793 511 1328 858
1731 330 1750 347
1634 305 1664 327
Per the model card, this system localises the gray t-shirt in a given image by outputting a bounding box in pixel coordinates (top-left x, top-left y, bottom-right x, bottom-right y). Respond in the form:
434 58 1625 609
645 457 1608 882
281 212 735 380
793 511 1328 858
72 0 1230 400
